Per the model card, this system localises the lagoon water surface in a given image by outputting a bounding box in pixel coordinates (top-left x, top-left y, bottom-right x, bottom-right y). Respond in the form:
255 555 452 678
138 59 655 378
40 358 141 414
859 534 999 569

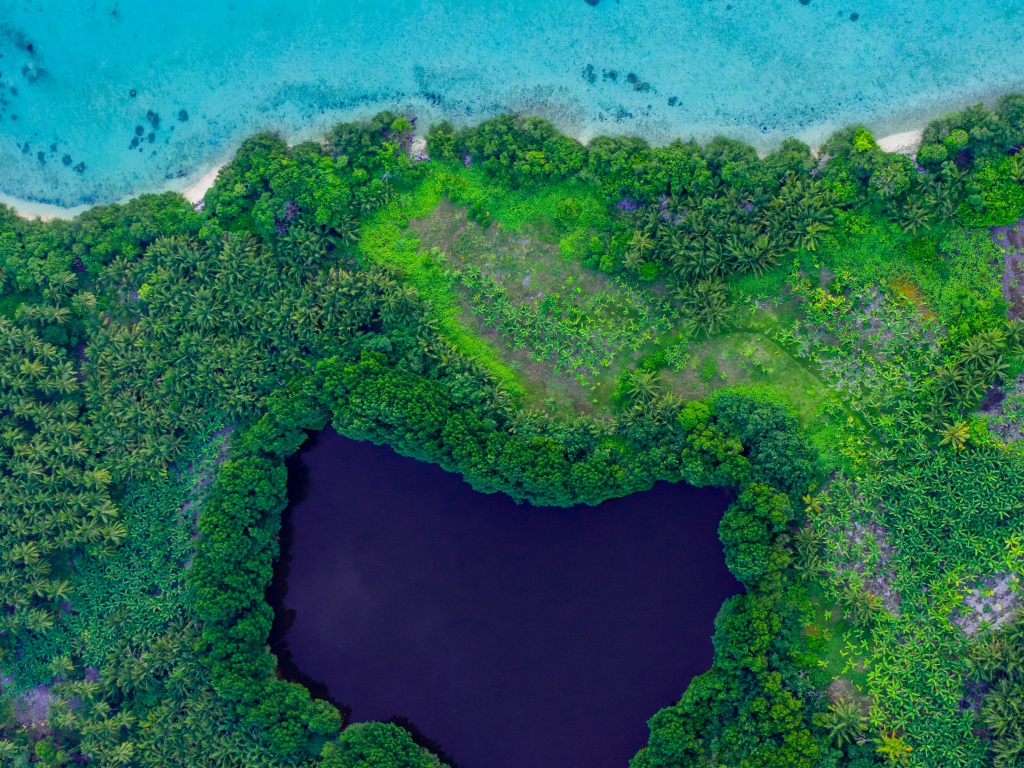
2 0 1024 209
272 428 738 768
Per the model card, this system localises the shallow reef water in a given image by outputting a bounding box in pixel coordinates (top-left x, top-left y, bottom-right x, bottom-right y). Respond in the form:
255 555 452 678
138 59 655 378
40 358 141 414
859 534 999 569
0 0 1023 207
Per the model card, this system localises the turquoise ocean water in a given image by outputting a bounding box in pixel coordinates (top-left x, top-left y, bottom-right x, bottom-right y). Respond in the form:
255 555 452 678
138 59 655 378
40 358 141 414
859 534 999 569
1 0 1023 210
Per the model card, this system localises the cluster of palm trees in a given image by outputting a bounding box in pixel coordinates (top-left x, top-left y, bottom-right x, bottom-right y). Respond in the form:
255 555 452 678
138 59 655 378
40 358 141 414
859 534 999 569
966 618 1024 767
83 232 429 480
892 162 970 235
625 176 835 276
0 320 124 639
929 322 1024 415
41 619 290 768
619 176 841 336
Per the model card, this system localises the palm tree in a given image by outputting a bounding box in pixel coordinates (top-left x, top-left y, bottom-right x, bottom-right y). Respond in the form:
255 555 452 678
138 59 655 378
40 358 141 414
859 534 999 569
821 698 867 747
1007 318 1024 352
966 635 1011 682
899 205 930 234
1010 154 1024 185
874 729 913 765
626 369 660 404
799 222 829 252
841 584 884 625
626 231 654 271
938 420 970 451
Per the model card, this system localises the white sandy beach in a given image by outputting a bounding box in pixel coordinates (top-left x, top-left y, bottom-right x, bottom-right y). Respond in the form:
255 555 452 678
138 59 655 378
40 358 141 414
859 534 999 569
2 127 927 222
1 160 229 223
181 164 226 206
877 129 925 154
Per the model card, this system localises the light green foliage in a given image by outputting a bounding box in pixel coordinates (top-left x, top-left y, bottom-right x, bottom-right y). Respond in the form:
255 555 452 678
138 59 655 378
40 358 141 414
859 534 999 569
916 142 948 170
698 354 718 381
455 265 672 383
919 228 1006 341
958 157 1024 227
356 176 525 396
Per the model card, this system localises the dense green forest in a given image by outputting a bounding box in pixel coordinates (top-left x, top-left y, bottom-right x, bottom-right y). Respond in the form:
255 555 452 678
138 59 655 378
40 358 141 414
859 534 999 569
2 94 1024 767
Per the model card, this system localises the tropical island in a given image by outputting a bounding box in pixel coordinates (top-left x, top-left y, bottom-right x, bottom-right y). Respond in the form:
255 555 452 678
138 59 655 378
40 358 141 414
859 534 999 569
1 94 1024 768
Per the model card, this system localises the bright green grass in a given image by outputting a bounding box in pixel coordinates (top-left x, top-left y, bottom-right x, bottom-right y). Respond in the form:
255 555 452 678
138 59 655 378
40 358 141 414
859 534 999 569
358 172 526 397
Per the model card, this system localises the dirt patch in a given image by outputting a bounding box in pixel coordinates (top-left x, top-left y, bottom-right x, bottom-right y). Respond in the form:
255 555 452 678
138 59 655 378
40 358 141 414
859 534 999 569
889 278 937 321
951 572 1021 636
14 684 50 727
983 372 1024 443
827 677 872 712
842 520 902 615
979 386 1006 414
990 218 1024 318
182 425 234 538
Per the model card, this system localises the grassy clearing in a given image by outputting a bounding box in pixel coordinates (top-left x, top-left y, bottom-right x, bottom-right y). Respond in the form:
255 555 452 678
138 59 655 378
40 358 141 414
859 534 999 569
400 193 847 435
406 196 663 412
357 173 526 396
804 580 872 694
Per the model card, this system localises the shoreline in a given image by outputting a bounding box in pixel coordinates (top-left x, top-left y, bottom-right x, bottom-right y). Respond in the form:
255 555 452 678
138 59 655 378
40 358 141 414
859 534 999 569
1 158 234 223
3 125 927 223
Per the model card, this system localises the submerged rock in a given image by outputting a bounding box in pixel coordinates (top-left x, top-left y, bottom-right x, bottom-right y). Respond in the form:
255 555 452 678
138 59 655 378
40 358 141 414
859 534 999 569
178 109 189 121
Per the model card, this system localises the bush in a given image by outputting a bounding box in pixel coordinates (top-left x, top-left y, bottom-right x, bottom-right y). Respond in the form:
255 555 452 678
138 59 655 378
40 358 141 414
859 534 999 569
320 723 439 768
958 157 1024 226
718 483 791 585
916 142 948 170
944 129 970 158
698 355 719 381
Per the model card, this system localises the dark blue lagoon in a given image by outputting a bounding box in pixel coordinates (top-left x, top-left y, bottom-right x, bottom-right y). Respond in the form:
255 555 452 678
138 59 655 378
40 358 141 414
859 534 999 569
271 428 739 768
